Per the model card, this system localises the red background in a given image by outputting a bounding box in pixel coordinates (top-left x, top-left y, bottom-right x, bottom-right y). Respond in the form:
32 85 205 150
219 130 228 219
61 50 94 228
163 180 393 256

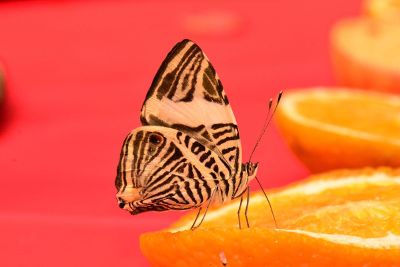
0 1 361 266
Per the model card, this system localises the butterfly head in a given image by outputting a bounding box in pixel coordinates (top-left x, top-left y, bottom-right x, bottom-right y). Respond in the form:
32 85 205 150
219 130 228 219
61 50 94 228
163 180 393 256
115 127 168 214
246 162 259 180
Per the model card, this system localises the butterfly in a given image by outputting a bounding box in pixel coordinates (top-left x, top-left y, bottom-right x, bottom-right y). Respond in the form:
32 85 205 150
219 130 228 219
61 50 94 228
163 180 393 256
115 39 278 229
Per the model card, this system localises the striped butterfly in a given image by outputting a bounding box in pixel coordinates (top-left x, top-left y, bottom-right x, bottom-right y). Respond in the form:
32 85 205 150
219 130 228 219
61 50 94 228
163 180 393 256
115 39 278 229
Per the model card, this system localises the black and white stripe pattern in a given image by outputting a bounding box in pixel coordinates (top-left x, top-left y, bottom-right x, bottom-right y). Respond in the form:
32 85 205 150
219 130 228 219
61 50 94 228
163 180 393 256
115 40 259 215
142 39 228 106
116 127 238 213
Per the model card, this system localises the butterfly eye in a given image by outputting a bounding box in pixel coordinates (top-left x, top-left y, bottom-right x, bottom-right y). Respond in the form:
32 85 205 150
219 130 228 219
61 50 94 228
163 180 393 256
247 164 255 175
136 132 143 138
149 133 163 145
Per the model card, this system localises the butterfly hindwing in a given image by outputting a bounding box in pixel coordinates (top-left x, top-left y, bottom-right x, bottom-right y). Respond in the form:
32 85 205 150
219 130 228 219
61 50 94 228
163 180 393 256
116 126 235 213
140 39 242 176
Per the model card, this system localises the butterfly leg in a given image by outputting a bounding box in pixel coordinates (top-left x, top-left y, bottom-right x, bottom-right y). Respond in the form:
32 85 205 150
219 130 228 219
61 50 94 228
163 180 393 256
237 193 244 229
254 176 278 228
191 186 219 230
190 207 202 230
244 186 250 228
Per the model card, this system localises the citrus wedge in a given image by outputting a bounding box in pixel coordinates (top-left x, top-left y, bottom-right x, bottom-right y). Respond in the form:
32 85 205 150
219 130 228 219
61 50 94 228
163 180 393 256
331 17 400 93
364 0 400 23
274 88 400 172
140 168 400 267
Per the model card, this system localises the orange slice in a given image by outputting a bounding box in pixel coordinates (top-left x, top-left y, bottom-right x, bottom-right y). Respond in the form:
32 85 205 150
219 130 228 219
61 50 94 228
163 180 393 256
274 88 400 172
140 168 400 267
364 0 400 23
330 17 400 93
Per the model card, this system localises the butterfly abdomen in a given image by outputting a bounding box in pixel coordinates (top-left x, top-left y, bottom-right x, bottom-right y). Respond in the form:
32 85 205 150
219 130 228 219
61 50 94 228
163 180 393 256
232 162 259 199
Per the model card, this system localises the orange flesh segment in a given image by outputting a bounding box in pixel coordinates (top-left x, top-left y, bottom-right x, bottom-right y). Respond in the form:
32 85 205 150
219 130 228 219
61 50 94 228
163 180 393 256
294 90 400 140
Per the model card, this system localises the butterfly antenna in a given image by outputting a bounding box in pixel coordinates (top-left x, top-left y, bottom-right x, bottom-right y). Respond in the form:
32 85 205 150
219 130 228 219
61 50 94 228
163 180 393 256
248 91 282 229
255 176 278 228
248 91 283 162
248 99 272 162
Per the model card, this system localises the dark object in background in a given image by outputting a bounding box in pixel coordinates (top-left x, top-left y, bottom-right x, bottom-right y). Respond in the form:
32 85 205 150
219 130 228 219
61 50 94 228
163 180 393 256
0 65 7 132
0 66 3 105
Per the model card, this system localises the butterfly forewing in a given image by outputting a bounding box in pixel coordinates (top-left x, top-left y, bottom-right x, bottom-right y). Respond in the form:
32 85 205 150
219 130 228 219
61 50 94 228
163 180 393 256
140 39 242 173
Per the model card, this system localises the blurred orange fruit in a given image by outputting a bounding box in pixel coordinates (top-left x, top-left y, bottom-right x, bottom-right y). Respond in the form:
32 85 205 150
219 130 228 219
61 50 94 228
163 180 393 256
275 88 400 172
364 0 400 23
140 168 400 267
331 17 400 93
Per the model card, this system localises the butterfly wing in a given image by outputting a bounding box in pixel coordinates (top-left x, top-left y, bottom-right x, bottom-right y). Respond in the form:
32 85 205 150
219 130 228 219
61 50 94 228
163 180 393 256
116 126 235 214
140 39 242 176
